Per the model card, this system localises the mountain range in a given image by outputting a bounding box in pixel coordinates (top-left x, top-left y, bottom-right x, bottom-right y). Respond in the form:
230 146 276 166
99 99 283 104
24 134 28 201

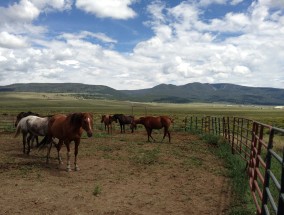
0 82 284 105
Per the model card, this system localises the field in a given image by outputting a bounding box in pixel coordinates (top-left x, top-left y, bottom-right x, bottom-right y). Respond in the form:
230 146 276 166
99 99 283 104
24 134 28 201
0 92 283 214
0 129 235 215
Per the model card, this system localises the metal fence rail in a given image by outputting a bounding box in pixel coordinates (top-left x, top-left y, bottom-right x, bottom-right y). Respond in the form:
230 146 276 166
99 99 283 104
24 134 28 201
186 116 284 215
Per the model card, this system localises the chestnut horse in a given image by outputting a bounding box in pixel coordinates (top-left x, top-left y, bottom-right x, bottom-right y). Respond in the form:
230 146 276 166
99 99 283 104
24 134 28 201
132 116 173 143
112 114 135 133
40 112 93 171
101 115 115 134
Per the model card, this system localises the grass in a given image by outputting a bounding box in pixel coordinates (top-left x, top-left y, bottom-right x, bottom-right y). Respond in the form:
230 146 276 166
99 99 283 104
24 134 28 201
130 147 160 165
93 184 102 197
201 133 256 215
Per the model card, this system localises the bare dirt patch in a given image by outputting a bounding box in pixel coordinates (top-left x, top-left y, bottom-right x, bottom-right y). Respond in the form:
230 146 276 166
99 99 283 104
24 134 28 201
0 129 232 215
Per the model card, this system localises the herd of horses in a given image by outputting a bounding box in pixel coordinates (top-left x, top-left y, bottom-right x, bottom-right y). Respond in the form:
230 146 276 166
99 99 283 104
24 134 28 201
14 111 173 172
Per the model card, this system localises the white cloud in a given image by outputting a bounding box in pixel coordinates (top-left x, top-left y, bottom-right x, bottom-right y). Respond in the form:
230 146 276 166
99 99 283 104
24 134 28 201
0 32 28 48
30 0 73 11
75 0 136 19
230 0 244 6
0 0 40 23
0 0 283 90
198 0 227 7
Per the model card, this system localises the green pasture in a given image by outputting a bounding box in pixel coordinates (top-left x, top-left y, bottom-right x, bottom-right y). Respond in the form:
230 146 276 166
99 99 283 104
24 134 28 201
0 92 283 127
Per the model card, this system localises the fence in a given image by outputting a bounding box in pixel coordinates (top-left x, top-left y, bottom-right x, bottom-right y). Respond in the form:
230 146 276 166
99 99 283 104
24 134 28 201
185 116 284 215
0 114 15 132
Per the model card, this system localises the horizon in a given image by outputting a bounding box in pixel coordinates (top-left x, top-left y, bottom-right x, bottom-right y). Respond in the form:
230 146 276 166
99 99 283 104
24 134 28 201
1 81 284 91
0 1 283 90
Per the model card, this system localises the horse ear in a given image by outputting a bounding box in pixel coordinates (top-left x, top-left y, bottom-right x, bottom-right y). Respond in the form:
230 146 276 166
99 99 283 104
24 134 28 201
70 113 83 125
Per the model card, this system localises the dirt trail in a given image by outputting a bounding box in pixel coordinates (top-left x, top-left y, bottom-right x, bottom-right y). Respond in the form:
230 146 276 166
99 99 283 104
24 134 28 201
0 130 232 215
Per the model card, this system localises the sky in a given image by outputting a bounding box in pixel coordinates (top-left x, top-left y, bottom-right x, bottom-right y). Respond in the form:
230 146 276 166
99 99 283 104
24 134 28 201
0 0 283 90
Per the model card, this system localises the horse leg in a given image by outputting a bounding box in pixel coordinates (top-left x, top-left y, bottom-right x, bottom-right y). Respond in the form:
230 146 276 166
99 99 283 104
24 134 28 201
65 142 72 172
149 129 155 142
36 136 39 147
26 133 32 155
74 140 80 171
146 128 154 142
22 133 27 154
56 140 64 166
162 127 167 142
46 137 54 164
168 130 171 143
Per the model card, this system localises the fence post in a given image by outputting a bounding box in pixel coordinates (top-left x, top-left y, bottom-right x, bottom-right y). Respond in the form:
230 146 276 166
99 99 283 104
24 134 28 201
277 147 284 215
232 117 236 154
218 117 221 136
239 118 243 154
184 117 187 131
223 117 226 139
261 128 274 214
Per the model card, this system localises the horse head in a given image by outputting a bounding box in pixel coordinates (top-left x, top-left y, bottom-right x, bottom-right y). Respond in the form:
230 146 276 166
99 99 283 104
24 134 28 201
101 115 106 123
70 113 93 137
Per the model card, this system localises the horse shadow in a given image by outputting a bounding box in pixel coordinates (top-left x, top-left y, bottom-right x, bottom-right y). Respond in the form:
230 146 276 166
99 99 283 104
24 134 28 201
8 150 73 176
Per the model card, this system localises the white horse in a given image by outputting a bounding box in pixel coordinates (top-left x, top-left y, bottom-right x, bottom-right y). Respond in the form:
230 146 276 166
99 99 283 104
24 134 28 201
14 115 50 154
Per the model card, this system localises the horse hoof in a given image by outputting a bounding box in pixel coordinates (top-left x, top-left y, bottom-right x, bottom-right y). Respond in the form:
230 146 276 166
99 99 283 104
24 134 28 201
75 166 80 171
66 168 72 172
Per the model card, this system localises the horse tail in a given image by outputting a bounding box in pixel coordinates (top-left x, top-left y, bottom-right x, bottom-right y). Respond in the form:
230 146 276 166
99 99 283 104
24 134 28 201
37 135 50 150
14 124 21 138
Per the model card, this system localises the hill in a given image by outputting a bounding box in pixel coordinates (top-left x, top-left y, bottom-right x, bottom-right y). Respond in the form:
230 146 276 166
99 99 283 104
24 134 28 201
1 82 284 105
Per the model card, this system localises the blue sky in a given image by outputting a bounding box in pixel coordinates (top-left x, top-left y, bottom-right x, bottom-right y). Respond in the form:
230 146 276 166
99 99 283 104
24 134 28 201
0 0 283 90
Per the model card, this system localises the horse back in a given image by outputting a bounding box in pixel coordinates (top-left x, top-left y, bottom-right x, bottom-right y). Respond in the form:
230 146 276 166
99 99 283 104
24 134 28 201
48 114 68 138
160 116 172 128
142 116 172 129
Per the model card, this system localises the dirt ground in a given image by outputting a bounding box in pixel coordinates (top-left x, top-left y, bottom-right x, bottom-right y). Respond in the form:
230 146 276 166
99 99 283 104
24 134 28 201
0 127 232 215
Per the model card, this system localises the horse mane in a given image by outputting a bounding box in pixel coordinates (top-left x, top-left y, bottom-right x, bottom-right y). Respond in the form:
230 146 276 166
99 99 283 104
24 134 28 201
69 113 83 126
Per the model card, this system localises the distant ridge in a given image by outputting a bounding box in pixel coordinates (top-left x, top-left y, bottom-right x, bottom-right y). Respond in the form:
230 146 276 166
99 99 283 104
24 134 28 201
1 82 284 105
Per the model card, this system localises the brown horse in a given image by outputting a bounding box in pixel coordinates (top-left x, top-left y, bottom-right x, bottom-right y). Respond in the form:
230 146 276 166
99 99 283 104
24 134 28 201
40 112 93 171
112 114 135 133
132 116 173 143
101 115 115 134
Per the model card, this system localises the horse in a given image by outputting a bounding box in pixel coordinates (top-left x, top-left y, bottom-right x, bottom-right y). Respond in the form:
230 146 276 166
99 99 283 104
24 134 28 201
14 115 50 154
15 111 39 127
40 112 93 171
112 114 135 133
101 115 115 134
15 111 40 146
132 116 173 143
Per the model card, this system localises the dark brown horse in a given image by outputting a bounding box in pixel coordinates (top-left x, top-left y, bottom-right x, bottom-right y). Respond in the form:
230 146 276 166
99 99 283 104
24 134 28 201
132 116 173 143
40 112 93 171
101 115 115 134
112 114 135 133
